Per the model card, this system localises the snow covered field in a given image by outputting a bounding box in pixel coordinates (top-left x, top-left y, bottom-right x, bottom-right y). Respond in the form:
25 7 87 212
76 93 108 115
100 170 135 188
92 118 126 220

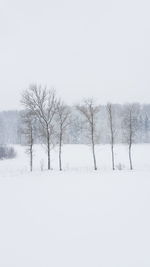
0 144 150 267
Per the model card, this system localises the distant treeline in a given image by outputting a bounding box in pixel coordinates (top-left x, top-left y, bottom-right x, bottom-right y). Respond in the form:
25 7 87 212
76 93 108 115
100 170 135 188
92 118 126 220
0 104 150 145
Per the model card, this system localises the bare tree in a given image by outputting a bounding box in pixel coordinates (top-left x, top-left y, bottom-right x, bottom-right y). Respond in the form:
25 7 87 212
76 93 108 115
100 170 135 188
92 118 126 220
122 103 140 170
21 85 57 170
21 111 35 172
77 99 99 170
106 103 116 170
56 101 71 171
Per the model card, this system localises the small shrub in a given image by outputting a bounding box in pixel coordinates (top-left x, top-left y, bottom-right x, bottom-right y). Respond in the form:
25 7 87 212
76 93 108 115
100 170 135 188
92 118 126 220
116 163 125 171
0 145 17 160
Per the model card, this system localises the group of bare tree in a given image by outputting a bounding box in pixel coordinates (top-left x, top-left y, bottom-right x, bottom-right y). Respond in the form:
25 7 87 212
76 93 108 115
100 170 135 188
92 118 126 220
106 103 139 171
122 104 140 170
21 85 141 172
77 101 139 171
21 85 70 172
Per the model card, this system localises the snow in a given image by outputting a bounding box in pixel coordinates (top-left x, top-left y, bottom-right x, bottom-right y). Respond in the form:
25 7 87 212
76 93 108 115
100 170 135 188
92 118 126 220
0 144 150 267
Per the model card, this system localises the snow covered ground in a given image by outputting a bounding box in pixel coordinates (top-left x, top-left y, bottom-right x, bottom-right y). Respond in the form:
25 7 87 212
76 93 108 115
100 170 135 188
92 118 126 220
0 144 150 267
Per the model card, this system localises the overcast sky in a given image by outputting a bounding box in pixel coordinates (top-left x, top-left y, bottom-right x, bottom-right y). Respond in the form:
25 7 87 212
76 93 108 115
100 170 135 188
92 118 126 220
0 0 150 110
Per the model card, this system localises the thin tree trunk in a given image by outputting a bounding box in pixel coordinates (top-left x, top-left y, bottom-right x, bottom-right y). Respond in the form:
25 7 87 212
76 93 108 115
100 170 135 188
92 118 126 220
108 104 115 170
92 142 97 170
111 143 115 170
91 128 97 170
47 130 50 170
30 145 33 172
59 131 62 171
129 111 133 170
30 127 33 172
129 143 133 170
110 129 115 170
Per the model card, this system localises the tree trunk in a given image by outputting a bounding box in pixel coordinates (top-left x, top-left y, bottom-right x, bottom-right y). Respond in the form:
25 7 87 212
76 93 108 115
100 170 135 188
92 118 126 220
109 105 115 170
91 128 97 170
30 144 33 172
59 132 62 171
47 130 50 170
129 144 133 170
129 112 133 170
30 127 33 172
111 143 115 170
92 142 97 170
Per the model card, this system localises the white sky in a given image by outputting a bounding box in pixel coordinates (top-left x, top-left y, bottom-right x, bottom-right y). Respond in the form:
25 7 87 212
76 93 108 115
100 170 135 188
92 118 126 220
0 0 150 110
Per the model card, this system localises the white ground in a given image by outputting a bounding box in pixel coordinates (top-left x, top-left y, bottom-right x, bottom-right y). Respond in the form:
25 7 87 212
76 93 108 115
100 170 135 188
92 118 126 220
0 144 150 267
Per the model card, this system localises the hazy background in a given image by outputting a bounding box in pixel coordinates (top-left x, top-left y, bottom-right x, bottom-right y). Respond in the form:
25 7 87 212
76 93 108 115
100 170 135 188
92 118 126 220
0 0 150 110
